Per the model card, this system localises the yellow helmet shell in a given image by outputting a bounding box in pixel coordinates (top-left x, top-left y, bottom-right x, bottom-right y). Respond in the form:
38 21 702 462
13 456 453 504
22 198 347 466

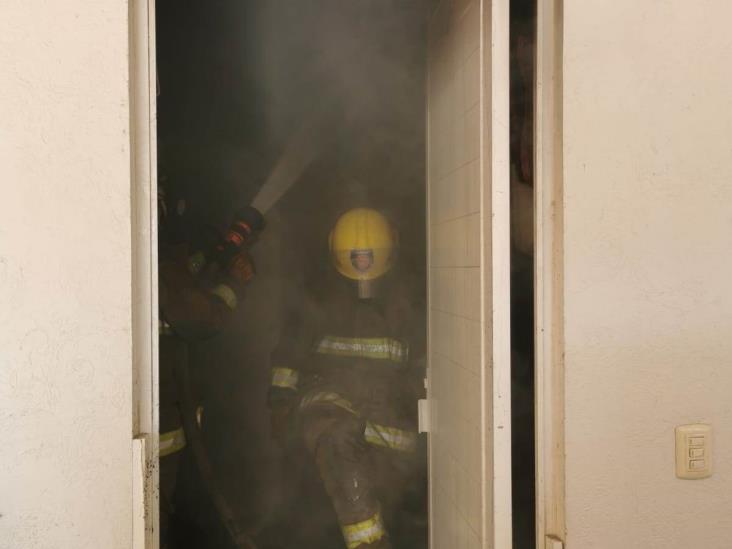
329 208 396 281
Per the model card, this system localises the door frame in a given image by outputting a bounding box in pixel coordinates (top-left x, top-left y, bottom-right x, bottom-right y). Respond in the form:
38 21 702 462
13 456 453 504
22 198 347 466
129 1 159 548
129 1 567 547
483 0 514 546
534 1 565 548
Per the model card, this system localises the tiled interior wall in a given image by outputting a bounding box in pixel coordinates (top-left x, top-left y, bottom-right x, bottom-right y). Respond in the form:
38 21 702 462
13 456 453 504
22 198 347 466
427 1 484 547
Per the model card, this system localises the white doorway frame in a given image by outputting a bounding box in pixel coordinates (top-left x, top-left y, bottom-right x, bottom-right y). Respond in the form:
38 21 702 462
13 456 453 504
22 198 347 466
483 0 514 546
534 1 565 548
129 1 159 548
128 1 566 547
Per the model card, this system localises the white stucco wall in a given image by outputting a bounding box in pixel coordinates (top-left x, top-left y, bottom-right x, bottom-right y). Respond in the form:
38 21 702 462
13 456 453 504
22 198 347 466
0 2 133 548
563 1 732 547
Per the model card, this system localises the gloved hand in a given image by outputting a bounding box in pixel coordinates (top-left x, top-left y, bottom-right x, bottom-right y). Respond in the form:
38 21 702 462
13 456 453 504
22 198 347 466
215 206 265 268
226 249 256 287
229 205 265 238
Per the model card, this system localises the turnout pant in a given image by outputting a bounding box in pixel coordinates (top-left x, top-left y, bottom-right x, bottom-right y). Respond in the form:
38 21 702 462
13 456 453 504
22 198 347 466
302 404 411 549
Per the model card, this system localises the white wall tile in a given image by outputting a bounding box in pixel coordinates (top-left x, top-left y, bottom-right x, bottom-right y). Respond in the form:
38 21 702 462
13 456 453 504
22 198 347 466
429 1 487 547
464 49 481 110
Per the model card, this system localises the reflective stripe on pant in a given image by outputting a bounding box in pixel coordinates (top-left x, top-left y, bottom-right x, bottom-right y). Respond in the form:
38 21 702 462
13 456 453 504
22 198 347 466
300 391 417 452
342 511 388 549
364 422 417 453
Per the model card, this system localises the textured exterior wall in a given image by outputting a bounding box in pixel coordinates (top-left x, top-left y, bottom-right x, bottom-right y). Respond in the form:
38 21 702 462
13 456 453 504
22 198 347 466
0 2 133 548
428 1 484 547
563 1 732 547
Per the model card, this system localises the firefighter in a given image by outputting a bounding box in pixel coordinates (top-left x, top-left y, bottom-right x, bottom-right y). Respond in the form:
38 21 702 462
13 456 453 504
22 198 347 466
268 208 424 549
158 189 263 549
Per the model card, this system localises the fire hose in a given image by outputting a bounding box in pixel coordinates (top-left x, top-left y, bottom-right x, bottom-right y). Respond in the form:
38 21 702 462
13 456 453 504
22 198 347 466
175 355 258 549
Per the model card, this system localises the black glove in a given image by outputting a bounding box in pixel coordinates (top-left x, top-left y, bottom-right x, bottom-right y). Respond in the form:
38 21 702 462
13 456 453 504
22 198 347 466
214 206 265 269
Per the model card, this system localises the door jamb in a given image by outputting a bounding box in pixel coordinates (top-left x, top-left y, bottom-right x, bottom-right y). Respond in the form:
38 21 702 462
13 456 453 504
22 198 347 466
128 2 549 548
482 0 514 547
129 1 159 547
534 0 565 548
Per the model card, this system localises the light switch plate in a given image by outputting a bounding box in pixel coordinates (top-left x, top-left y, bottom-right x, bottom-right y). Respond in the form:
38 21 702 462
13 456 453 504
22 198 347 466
675 424 712 479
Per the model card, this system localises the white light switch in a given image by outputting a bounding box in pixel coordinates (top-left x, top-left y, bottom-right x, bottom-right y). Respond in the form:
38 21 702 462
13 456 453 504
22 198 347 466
676 424 712 479
689 459 706 471
689 448 704 459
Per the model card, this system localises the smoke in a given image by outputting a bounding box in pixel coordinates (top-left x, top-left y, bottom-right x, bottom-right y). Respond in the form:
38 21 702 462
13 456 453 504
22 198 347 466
157 2 430 548
251 1 427 202
250 114 323 215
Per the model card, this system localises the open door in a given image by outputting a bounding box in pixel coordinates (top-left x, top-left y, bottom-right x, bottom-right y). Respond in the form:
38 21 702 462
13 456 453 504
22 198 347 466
426 0 512 547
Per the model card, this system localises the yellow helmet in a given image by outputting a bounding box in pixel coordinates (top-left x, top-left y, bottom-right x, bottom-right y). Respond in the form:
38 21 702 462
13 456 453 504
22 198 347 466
329 208 396 281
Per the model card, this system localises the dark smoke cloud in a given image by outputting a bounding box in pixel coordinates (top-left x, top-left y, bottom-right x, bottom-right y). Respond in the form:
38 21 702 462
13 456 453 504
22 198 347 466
158 2 430 548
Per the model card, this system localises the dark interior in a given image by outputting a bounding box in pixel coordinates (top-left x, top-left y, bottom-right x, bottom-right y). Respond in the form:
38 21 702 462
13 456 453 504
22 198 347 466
510 1 537 548
157 2 429 548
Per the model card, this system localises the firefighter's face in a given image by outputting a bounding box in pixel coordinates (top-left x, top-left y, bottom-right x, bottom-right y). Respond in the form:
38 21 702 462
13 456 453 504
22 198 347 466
350 249 374 274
